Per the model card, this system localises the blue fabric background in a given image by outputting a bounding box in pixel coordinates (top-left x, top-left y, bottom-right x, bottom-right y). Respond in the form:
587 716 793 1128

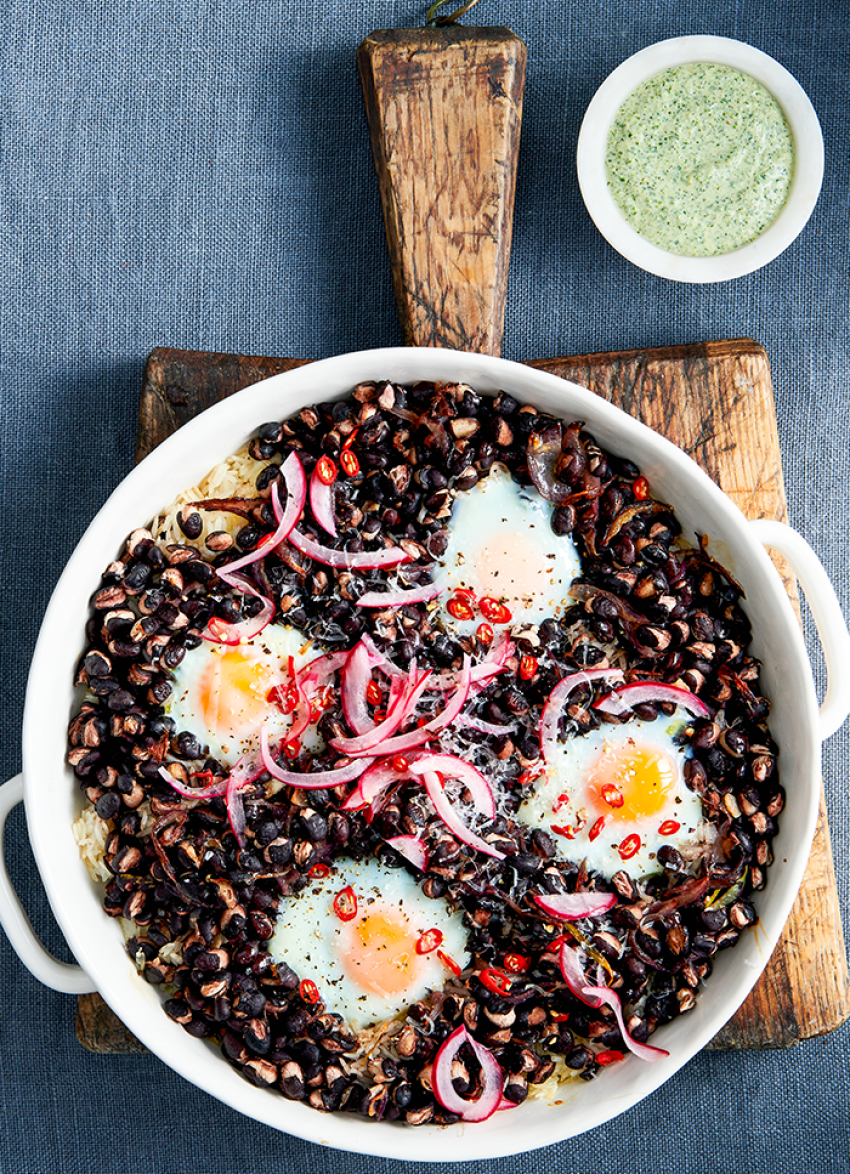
2 1 848 1170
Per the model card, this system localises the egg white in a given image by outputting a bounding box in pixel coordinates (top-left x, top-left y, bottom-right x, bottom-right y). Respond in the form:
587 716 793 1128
269 857 470 1031
164 624 318 767
518 713 712 879
433 464 582 636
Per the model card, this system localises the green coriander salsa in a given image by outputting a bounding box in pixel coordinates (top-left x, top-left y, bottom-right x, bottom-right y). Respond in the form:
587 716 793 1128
605 63 794 257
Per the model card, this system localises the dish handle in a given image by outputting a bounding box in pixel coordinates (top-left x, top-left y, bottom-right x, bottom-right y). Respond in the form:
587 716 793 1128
0 774 96 994
750 519 850 740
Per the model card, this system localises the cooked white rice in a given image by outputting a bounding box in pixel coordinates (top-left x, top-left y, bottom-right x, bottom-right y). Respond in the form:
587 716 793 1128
152 444 279 551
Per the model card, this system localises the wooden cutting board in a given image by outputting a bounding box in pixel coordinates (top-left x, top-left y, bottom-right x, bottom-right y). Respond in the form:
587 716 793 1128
76 26 847 1053
76 337 848 1053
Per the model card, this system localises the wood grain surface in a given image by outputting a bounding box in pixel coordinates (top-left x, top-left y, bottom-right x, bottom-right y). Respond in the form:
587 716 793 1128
357 27 525 354
75 339 848 1053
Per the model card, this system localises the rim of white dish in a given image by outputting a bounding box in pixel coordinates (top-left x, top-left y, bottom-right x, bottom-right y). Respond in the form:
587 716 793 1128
576 35 824 283
22 349 822 1160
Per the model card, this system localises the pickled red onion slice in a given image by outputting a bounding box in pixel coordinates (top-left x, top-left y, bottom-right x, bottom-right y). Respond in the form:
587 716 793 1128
358 631 406 677
533 891 617 920
385 834 429 870
217 452 306 583
432 1026 504 1122
539 668 624 759
421 771 505 860
582 983 669 1063
409 753 495 818
288 527 410 571
225 754 265 847
259 725 373 789
158 765 228 800
594 681 712 719
309 464 337 537
558 944 668 1062
348 657 471 759
341 640 378 736
557 942 602 1007
202 574 274 645
340 758 415 811
330 669 433 755
355 581 441 608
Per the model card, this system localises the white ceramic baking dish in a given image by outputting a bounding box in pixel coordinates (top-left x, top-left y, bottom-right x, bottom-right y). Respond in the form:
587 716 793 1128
1 348 848 1161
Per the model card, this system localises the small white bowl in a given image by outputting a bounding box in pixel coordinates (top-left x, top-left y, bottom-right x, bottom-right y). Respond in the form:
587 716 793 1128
576 36 824 282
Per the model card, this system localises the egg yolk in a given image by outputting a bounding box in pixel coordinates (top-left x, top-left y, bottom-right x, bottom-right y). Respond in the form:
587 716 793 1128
197 647 278 741
472 530 555 607
585 740 676 821
340 907 422 998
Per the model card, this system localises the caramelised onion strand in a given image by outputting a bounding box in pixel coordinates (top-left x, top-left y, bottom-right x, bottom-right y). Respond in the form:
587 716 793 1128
526 424 572 505
432 1025 505 1122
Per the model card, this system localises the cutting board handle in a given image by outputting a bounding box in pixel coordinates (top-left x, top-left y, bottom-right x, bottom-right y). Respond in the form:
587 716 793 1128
358 26 526 356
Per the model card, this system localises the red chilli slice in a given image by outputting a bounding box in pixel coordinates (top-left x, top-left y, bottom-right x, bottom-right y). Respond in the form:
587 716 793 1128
601 783 625 809
415 928 443 955
618 833 641 860
448 596 475 622
478 597 512 624
299 979 320 1003
476 622 494 645
437 950 462 977
658 819 681 836
519 655 538 680
632 476 650 500
316 455 337 485
333 885 358 922
478 968 513 996
588 816 607 842
340 449 360 477
596 1050 625 1066
503 953 530 974
309 863 330 879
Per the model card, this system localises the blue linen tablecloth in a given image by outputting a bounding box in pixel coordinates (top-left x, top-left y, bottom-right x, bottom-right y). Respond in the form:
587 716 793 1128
2 2 848 1171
